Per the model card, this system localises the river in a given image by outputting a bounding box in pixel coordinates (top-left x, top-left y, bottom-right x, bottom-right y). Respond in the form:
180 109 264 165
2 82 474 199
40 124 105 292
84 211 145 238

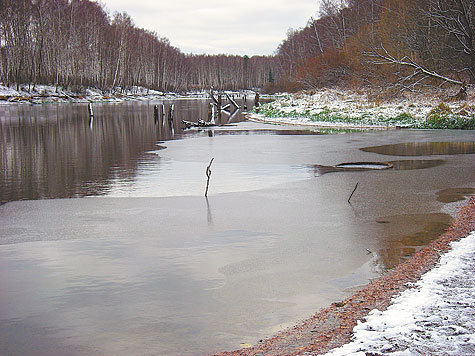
0 99 474 355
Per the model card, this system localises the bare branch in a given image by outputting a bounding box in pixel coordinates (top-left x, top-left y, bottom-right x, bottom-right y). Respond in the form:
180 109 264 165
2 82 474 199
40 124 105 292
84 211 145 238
367 44 463 86
204 158 214 198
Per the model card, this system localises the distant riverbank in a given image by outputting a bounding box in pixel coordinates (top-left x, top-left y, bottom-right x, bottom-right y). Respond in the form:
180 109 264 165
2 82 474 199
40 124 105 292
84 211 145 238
0 83 265 105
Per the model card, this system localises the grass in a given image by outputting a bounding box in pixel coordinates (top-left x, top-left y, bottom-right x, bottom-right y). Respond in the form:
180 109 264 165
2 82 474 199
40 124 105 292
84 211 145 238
416 103 475 129
254 101 475 130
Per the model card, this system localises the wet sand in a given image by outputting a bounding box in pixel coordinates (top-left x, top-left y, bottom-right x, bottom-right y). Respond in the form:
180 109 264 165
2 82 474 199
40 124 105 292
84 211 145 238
214 196 475 356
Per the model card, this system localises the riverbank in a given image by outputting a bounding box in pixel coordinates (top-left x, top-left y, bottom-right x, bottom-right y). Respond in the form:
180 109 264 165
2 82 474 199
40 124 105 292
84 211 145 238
214 196 475 355
0 83 261 104
252 88 475 129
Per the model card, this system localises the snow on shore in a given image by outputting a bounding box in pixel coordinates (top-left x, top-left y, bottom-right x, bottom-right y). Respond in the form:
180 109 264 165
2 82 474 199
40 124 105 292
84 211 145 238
0 83 263 104
320 231 475 356
254 88 475 128
0 84 237 104
0 84 166 103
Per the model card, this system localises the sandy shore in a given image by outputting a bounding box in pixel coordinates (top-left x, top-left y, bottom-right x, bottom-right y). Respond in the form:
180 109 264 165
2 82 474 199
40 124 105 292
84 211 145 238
214 196 475 356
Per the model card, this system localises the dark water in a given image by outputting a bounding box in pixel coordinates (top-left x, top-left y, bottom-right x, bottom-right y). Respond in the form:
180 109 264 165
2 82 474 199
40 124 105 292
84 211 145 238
361 141 475 156
436 187 475 203
1 103 474 356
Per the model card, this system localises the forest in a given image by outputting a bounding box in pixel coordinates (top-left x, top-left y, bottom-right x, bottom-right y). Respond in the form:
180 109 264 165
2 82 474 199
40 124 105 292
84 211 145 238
0 0 277 92
274 0 474 93
0 0 473 94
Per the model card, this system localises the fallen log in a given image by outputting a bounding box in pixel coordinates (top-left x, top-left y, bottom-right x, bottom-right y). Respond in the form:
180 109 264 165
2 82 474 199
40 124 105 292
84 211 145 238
225 93 240 109
182 119 216 129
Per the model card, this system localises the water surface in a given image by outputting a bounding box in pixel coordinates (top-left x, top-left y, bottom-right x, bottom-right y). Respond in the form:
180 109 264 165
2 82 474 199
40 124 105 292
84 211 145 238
361 141 475 156
0 103 474 355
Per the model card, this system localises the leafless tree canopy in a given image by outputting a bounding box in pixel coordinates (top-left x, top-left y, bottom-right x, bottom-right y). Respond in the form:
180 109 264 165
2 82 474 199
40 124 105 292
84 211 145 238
1 0 473 93
273 0 474 92
0 0 279 92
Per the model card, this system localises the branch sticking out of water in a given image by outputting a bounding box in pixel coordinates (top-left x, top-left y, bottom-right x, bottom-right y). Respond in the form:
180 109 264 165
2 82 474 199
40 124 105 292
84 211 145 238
348 182 359 203
205 158 214 197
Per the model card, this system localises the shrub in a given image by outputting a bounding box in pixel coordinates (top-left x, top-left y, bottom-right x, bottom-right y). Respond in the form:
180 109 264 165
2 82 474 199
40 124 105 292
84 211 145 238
422 102 475 129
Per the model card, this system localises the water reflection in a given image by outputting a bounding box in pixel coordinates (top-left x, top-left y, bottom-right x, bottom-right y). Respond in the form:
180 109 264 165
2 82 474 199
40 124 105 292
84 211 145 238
436 187 475 203
1 126 474 356
0 99 252 204
361 141 475 156
311 159 445 176
374 213 452 269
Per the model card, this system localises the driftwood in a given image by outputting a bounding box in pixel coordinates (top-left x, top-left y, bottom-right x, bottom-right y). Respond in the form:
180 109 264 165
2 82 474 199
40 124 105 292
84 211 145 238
225 93 240 109
182 119 216 129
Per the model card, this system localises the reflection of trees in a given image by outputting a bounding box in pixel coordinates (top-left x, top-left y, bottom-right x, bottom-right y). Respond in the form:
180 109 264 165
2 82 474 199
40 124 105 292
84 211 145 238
0 103 161 203
0 100 251 204
362 142 475 156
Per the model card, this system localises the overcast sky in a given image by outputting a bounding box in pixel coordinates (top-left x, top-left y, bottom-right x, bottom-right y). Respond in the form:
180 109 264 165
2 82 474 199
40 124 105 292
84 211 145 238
99 0 320 56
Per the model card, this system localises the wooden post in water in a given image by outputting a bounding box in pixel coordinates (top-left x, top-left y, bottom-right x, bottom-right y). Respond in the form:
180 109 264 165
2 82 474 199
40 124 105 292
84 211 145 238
205 158 214 197
168 104 175 135
348 182 359 203
217 94 222 122
210 89 218 105
254 92 260 107
154 104 159 125
160 104 165 127
217 94 222 113
88 103 94 128
168 104 175 122
243 95 248 110
209 103 216 124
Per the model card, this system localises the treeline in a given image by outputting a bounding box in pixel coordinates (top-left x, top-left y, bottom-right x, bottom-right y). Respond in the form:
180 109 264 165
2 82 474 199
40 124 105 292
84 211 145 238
2 0 472 94
274 0 474 92
0 0 278 92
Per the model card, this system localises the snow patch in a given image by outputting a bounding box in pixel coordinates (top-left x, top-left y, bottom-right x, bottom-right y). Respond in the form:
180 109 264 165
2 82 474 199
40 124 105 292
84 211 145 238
0 83 258 104
257 88 475 128
320 231 475 355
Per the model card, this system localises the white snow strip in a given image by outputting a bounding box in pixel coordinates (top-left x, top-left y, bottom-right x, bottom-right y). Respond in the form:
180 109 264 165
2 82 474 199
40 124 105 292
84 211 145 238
319 231 475 356
0 83 258 104
257 88 475 128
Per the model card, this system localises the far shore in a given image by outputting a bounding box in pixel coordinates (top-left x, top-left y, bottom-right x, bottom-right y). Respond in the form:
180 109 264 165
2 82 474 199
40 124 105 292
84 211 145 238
0 83 268 105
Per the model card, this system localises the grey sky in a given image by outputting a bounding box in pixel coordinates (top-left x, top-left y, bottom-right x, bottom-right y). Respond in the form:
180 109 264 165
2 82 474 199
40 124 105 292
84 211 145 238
99 0 320 55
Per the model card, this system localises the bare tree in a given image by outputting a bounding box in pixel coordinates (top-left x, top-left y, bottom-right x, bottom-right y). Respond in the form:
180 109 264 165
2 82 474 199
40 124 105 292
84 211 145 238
427 0 475 81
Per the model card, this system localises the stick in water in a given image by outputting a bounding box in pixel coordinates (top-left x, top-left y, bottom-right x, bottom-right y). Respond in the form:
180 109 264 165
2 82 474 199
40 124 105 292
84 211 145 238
205 158 215 197
348 182 359 203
